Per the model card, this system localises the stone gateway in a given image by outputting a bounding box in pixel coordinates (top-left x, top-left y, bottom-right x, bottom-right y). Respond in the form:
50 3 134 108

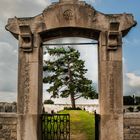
6 0 136 140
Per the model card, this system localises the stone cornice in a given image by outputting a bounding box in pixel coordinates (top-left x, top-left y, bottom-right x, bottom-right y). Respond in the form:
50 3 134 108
5 1 136 40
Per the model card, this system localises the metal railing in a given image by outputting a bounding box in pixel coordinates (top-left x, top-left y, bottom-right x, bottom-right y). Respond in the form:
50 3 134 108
42 113 70 140
43 42 98 46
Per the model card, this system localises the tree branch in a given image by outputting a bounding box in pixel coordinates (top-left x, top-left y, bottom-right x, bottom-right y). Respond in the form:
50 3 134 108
75 95 83 100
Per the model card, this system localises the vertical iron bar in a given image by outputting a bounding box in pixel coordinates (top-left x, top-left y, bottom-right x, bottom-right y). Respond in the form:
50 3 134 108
95 111 100 140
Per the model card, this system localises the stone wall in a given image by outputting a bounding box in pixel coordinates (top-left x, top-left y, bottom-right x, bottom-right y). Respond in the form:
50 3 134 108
0 102 17 112
0 112 140 140
124 113 140 140
0 113 17 140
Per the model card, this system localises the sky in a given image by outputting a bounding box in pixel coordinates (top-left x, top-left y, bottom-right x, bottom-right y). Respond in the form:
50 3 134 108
0 0 140 102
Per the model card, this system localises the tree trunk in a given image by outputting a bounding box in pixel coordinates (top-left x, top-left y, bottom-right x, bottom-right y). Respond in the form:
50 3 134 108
68 62 76 108
70 93 76 108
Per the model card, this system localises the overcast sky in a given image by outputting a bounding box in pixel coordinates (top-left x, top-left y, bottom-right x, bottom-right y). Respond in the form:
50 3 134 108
0 0 140 102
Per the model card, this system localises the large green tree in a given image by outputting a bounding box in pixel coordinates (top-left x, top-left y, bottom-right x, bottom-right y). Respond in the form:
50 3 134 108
43 47 97 108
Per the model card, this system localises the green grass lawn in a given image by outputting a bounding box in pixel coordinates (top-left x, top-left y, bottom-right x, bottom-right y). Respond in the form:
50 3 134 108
59 110 95 140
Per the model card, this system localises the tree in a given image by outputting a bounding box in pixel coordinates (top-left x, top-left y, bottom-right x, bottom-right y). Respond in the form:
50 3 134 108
123 96 134 105
43 47 97 108
44 99 54 104
135 96 140 105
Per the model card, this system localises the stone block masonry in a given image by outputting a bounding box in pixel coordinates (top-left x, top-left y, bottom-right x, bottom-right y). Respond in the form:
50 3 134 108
0 113 17 140
0 102 17 113
5 0 136 139
124 113 140 140
0 112 140 140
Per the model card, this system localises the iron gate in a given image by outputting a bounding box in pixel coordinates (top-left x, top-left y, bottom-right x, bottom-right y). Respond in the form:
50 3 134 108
42 114 70 140
95 112 100 140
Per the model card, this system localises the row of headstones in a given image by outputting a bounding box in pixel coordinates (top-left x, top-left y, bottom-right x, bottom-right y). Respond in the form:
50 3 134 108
0 102 17 112
43 104 64 114
43 104 99 114
83 106 99 114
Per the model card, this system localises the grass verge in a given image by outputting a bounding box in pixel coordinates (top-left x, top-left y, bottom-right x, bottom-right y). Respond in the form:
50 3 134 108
59 110 95 140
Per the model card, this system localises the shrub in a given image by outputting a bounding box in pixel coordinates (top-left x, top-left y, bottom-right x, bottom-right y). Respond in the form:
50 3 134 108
127 107 134 112
64 107 82 110
137 106 140 111
12 102 17 105
44 99 54 104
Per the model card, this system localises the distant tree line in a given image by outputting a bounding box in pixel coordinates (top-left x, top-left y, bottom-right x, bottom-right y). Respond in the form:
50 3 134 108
123 96 140 105
44 99 54 104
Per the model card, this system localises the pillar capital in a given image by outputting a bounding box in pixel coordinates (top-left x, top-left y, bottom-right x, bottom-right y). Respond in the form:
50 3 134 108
19 24 33 52
106 21 122 50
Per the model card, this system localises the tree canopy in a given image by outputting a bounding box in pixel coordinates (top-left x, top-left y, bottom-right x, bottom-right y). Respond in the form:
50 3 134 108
43 47 97 108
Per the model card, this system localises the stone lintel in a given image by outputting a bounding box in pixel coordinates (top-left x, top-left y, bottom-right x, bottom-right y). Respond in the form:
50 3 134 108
5 2 136 41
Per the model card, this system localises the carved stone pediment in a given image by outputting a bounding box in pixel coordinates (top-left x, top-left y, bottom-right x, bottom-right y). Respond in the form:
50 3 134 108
5 0 136 42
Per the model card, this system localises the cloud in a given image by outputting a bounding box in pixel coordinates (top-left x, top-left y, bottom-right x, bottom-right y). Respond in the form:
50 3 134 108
123 38 140 48
0 42 18 92
0 91 16 102
0 0 51 19
0 0 51 95
123 56 140 96
123 72 140 96
0 0 51 38
126 73 140 87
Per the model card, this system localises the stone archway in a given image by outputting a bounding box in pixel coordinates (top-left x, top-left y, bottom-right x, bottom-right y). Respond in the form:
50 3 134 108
6 0 136 140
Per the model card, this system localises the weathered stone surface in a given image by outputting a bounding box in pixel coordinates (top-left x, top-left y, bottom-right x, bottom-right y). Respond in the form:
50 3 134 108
17 35 42 140
5 0 136 140
5 1 136 41
124 113 140 140
98 31 123 140
0 102 17 113
0 113 17 140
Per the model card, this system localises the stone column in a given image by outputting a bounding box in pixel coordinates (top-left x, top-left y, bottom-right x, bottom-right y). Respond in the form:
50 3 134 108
17 30 43 140
98 31 123 140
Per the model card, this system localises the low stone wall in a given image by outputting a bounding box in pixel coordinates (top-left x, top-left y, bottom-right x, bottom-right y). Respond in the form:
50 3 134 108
0 112 140 140
0 102 17 112
0 113 17 140
124 113 140 140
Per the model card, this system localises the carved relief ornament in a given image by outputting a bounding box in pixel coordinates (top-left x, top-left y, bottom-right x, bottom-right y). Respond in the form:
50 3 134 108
63 9 73 20
107 21 122 50
19 25 33 52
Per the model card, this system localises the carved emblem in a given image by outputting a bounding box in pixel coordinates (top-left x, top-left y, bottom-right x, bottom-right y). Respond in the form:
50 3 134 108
63 9 73 20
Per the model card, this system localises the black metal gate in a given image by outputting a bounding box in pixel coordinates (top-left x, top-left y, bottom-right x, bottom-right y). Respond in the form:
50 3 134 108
42 114 70 140
95 112 100 140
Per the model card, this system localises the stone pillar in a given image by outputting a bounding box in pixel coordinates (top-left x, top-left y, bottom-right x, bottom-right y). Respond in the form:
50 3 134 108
17 28 43 140
98 31 123 140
